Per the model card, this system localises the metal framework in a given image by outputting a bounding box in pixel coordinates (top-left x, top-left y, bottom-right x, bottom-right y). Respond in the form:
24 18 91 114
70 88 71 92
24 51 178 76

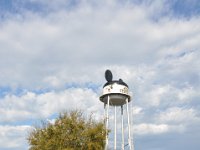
104 95 134 150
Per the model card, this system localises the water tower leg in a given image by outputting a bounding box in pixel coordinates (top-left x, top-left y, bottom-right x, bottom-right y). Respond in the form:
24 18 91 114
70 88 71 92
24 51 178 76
105 95 110 150
126 98 132 150
121 105 124 150
114 106 117 150
104 103 106 124
130 101 134 150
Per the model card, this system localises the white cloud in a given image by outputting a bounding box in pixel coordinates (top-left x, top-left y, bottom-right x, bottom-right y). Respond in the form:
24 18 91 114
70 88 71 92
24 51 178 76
132 106 143 115
0 1 199 89
133 123 185 135
177 86 199 102
143 85 170 106
0 125 31 150
156 107 200 124
0 88 102 123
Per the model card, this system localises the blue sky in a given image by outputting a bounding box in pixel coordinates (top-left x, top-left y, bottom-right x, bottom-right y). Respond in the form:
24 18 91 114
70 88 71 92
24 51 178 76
0 0 200 150
1 0 200 17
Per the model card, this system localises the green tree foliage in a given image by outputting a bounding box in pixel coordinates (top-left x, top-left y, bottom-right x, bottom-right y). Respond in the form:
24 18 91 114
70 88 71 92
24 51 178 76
27 110 106 150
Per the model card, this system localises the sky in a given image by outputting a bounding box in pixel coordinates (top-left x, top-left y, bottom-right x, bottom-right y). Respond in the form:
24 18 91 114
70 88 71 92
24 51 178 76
0 0 200 149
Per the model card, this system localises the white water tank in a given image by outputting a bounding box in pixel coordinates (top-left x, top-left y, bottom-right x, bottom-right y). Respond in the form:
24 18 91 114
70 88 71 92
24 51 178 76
100 80 131 106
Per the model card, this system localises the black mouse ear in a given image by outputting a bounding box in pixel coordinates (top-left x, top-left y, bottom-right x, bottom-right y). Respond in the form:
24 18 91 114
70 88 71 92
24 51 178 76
105 70 113 82
119 78 123 83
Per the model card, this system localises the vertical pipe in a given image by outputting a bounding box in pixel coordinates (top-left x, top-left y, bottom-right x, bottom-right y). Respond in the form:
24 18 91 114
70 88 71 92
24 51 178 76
126 98 132 150
104 103 107 150
104 103 106 124
114 106 117 150
130 101 134 150
121 105 124 150
105 96 110 150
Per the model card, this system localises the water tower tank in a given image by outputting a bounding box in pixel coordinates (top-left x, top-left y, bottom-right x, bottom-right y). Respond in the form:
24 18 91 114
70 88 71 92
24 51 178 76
100 80 131 106
100 70 131 106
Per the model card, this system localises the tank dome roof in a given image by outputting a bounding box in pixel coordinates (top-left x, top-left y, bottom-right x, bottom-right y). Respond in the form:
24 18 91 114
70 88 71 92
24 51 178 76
103 80 128 88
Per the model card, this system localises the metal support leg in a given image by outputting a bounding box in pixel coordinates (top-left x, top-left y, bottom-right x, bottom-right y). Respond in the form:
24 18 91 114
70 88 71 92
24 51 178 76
105 96 110 150
114 106 117 150
104 103 106 124
126 98 132 150
121 105 124 150
130 101 134 150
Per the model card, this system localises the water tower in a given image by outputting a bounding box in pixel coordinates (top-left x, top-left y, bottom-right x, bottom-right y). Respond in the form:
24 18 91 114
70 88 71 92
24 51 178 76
100 70 134 150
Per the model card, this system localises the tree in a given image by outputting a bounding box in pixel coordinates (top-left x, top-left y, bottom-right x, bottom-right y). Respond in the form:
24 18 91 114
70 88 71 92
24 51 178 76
27 110 106 150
